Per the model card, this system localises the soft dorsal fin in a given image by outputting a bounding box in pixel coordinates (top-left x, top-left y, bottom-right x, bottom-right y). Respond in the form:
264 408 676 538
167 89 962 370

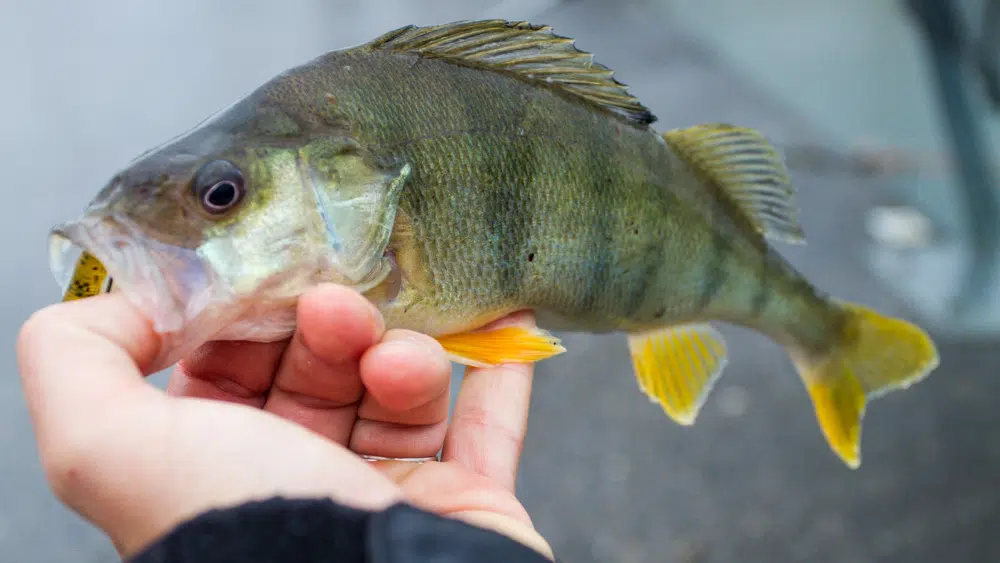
663 124 805 244
368 19 657 126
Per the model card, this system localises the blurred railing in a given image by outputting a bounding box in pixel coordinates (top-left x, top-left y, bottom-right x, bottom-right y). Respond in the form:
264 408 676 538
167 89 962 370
667 0 1000 336
906 0 1000 322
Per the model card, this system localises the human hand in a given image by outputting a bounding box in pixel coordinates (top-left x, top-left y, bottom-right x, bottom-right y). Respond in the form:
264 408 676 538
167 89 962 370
17 284 552 559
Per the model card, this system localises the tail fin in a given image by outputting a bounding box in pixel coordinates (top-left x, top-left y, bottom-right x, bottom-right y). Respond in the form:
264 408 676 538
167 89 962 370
791 301 939 469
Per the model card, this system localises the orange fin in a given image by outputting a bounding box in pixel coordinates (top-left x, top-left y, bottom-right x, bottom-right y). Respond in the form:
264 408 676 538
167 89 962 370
435 326 566 368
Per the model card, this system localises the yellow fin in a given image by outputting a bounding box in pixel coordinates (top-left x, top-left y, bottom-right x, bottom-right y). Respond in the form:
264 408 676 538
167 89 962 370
663 124 805 244
805 375 866 469
793 301 939 469
627 323 729 425
369 20 656 126
62 251 113 302
436 326 566 368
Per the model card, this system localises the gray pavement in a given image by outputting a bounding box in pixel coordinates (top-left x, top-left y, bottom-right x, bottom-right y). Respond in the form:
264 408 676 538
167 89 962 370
2 1 997 562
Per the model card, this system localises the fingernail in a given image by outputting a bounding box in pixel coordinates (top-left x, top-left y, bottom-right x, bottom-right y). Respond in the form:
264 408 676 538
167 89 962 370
384 330 432 346
369 303 386 336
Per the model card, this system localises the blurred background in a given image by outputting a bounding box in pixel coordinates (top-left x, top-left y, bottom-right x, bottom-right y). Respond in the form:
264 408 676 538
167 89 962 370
2 0 998 561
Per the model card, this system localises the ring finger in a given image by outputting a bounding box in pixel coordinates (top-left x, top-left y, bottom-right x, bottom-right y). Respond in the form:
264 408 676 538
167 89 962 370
349 330 453 459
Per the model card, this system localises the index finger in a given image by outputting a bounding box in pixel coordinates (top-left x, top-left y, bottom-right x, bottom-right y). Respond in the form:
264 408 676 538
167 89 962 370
441 311 538 492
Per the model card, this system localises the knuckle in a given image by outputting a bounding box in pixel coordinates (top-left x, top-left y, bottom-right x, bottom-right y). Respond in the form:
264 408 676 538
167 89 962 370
17 305 66 356
451 406 524 453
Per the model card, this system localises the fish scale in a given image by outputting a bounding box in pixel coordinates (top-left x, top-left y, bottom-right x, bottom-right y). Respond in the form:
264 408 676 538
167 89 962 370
50 20 939 469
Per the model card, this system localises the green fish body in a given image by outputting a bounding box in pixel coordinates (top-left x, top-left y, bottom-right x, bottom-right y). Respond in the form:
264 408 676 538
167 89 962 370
275 27 821 343
50 20 939 468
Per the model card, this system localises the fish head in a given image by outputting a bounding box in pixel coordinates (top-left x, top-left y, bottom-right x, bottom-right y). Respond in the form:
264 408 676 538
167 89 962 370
49 100 408 370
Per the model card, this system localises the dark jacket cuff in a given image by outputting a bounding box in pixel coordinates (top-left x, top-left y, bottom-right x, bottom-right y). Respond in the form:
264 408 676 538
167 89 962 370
128 496 554 563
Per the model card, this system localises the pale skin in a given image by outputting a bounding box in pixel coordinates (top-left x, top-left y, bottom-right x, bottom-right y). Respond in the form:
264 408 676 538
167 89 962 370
16 283 553 560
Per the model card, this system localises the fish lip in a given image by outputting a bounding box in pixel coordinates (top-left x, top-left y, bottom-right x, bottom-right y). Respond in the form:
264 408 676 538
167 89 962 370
49 215 144 301
47 213 225 338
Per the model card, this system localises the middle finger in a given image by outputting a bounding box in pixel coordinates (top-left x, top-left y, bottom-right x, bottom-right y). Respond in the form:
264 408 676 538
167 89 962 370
349 330 452 458
263 284 384 445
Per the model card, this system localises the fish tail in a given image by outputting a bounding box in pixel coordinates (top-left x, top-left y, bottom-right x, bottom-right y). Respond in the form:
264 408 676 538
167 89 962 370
790 300 939 469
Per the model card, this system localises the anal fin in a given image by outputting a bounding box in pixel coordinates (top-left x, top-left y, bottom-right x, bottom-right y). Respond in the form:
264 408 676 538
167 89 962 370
627 323 729 425
436 326 566 368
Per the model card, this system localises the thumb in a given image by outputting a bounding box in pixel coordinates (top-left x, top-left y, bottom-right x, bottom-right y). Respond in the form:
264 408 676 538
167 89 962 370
17 293 163 499
17 295 405 558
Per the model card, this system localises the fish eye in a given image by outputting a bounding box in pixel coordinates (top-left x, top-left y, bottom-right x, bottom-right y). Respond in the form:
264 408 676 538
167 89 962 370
192 160 245 214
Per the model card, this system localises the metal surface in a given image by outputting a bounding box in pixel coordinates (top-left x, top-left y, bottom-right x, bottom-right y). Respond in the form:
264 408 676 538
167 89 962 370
865 0 1000 333
668 0 1000 337
2 1 998 562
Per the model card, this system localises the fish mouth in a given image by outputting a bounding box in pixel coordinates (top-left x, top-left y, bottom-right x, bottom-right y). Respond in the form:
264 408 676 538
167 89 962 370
48 214 232 367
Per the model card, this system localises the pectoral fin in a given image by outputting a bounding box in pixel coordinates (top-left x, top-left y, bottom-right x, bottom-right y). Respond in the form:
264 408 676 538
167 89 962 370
436 326 566 368
627 323 729 425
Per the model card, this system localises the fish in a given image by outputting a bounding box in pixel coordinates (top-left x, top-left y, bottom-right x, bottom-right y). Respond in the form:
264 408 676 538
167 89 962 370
49 19 939 468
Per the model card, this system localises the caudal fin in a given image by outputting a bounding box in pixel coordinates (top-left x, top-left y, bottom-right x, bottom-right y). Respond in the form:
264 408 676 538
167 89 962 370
792 301 939 469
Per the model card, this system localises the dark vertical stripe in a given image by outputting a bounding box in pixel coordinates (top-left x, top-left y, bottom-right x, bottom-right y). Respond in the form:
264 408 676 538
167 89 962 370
623 143 671 322
697 223 729 311
623 242 660 319
486 140 537 299
580 144 613 316
465 78 536 300
750 248 774 317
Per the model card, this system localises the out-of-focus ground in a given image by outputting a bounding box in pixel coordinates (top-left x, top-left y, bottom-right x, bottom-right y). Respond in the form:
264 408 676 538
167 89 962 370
1 1 997 562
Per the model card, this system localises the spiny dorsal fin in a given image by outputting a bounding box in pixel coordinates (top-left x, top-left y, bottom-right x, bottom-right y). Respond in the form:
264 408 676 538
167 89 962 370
368 19 656 126
663 124 806 244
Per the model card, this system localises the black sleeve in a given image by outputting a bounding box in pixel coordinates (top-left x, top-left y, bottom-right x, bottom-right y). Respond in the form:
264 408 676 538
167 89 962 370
127 497 555 563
